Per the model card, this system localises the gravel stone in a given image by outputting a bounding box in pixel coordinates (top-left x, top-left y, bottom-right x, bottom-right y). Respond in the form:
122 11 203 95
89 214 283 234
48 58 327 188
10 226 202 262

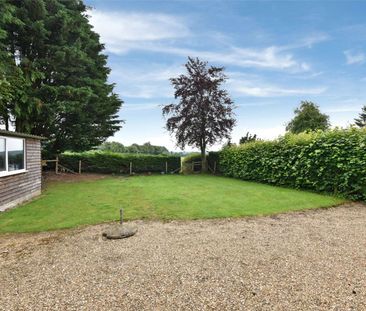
0 203 365 310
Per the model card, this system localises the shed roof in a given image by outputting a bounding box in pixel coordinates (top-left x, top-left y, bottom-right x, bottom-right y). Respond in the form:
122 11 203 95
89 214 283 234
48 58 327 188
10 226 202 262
0 130 45 140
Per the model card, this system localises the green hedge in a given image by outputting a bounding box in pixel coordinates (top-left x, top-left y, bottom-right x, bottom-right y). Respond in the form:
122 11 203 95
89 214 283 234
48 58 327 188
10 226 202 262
220 128 366 200
59 151 181 174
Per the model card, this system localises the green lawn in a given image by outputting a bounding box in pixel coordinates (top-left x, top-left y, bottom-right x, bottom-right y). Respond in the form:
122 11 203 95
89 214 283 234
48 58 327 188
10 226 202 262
0 175 345 233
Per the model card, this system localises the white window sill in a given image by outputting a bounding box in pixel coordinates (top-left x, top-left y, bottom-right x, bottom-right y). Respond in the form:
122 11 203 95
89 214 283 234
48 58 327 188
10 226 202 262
0 169 28 178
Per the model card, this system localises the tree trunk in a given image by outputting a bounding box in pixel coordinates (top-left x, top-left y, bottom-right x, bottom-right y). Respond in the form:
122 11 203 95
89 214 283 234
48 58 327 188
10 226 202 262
201 148 208 173
15 119 22 133
5 116 9 131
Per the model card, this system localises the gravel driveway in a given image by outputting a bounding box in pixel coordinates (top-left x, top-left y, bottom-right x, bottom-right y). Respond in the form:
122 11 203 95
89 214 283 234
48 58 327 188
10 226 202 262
0 204 365 310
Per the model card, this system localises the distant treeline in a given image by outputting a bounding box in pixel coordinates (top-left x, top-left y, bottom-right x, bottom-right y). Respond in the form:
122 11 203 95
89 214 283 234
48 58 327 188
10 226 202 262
99 141 174 155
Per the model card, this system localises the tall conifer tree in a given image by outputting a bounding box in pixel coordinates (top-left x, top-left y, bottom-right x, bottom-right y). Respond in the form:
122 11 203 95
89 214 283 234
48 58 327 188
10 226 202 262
354 106 366 128
0 0 123 155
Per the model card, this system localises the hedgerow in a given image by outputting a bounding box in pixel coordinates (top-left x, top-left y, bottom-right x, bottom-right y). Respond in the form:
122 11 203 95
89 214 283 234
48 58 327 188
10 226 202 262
220 128 366 200
59 151 181 174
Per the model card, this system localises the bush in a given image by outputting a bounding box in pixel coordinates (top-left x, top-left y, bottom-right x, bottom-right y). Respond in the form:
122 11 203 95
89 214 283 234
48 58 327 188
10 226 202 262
59 151 181 174
219 128 366 200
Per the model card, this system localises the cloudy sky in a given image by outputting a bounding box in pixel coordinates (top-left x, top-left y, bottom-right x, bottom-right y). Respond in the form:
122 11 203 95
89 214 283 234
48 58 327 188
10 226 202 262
85 0 366 151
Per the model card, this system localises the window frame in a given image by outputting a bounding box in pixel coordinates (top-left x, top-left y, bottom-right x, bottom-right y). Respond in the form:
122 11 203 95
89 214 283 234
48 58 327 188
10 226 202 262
0 136 27 177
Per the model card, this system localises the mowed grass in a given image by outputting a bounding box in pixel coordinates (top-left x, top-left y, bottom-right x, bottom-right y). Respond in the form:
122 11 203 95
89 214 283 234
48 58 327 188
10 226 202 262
0 175 345 233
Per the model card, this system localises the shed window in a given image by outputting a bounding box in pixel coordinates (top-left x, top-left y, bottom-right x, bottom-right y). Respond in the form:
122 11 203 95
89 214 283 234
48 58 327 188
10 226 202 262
8 138 24 171
0 137 26 177
0 138 5 172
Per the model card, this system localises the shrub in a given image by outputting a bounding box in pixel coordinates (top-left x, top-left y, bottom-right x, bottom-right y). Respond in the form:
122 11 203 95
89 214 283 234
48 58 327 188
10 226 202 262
59 151 181 174
219 128 366 200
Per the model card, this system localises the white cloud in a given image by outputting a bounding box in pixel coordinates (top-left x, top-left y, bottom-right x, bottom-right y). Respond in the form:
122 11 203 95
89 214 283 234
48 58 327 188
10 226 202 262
88 9 322 72
283 33 330 50
221 46 303 71
300 33 330 47
231 85 326 97
230 126 286 142
295 71 324 80
88 10 189 53
344 50 365 65
227 74 327 97
114 63 326 100
250 126 286 140
110 65 183 99
115 44 310 72
120 84 172 99
200 46 297 70
324 106 362 113
123 103 161 111
113 65 183 83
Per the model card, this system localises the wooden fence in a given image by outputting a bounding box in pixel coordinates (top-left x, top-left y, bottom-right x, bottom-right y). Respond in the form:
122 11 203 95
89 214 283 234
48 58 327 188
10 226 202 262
42 156 81 174
42 157 217 175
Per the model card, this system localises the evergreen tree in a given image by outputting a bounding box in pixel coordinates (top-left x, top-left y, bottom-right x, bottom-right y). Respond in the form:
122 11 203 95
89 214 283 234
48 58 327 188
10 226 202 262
1 0 123 154
354 106 366 128
239 132 257 144
286 101 329 134
0 0 27 130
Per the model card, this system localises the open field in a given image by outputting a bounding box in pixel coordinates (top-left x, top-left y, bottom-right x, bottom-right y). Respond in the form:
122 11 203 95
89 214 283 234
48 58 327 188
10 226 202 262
0 204 365 310
0 175 344 233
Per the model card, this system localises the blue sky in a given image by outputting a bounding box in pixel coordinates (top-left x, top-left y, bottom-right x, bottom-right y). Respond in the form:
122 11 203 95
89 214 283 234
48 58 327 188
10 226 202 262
85 0 366 151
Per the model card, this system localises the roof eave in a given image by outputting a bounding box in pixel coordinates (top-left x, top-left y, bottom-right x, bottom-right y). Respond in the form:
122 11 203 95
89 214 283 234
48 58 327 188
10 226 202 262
0 130 45 140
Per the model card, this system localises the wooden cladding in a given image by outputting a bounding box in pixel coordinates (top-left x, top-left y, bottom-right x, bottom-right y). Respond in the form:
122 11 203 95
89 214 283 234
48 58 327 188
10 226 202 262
0 138 42 211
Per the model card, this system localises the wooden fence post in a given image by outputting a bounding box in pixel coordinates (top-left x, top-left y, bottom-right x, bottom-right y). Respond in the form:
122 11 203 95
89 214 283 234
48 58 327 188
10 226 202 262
79 160 82 174
129 162 132 175
55 156 59 174
165 161 168 174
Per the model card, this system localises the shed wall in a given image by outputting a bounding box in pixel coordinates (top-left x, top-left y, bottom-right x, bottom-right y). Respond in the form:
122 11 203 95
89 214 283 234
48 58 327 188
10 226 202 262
0 139 42 211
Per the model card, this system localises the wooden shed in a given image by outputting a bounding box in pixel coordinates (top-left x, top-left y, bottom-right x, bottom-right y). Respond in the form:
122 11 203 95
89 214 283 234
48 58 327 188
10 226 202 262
0 130 43 211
